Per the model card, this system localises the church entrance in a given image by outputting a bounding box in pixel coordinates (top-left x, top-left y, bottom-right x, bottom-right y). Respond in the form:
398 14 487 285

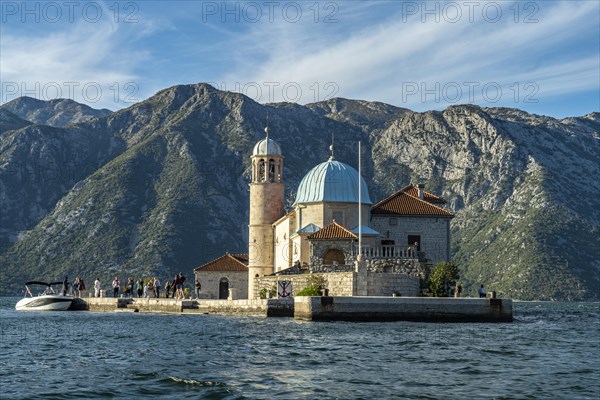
219 278 229 299
323 249 345 266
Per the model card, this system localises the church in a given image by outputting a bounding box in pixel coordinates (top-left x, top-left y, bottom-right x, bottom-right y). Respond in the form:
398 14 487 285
195 127 454 300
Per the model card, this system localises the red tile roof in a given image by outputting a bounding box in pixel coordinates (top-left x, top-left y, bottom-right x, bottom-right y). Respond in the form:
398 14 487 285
371 186 454 217
194 254 249 271
401 184 447 204
307 221 358 240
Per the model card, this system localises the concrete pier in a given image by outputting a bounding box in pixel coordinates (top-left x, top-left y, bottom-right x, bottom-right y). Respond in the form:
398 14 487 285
78 297 294 317
76 296 512 322
294 296 513 322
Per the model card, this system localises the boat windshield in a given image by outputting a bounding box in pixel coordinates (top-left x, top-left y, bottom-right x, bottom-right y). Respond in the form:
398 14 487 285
43 287 56 295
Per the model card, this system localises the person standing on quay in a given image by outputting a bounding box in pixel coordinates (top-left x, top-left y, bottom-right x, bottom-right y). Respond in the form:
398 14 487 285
62 276 69 296
136 279 144 298
179 272 186 299
112 277 120 298
165 280 171 298
195 278 202 299
78 277 86 297
154 277 161 298
478 284 486 298
172 274 179 299
94 278 101 297
72 277 80 297
126 277 134 298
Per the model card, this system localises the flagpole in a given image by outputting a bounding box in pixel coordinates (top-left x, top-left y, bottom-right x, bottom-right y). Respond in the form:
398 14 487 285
358 141 362 260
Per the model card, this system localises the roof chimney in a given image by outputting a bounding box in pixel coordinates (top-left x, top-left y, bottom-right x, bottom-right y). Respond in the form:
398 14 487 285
417 183 425 199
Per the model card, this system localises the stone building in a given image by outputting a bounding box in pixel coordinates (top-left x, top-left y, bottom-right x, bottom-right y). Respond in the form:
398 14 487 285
194 126 455 299
194 254 248 299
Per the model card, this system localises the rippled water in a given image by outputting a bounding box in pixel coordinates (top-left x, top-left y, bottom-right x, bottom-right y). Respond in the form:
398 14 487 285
1 298 598 399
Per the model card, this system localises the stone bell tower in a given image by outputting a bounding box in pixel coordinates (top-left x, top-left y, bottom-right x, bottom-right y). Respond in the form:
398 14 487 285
248 126 285 298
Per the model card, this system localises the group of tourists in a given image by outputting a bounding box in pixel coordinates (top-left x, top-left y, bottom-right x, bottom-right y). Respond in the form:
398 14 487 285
97 273 191 299
453 283 487 298
61 276 86 297
60 273 196 299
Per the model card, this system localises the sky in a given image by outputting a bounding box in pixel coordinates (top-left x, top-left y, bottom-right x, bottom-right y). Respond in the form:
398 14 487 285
1 0 598 118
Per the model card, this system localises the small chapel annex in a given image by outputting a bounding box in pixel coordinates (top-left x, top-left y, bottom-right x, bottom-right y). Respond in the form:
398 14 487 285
194 127 454 299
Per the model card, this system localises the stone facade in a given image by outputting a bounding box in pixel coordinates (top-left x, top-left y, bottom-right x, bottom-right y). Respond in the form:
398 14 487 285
254 271 420 298
366 258 427 281
254 272 355 298
309 239 357 272
371 215 451 265
366 273 420 297
295 202 370 232
273 210 295 272
194 270 248 300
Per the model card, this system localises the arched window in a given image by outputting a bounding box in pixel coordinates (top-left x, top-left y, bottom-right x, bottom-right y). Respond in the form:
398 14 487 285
323 249 345 266
268 159 275 182
258 160 266 182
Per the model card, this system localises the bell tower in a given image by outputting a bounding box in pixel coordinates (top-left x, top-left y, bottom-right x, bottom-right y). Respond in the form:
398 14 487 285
248 126 285 298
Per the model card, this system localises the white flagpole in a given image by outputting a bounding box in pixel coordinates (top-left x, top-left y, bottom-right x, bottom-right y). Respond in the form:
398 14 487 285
358 141 362 260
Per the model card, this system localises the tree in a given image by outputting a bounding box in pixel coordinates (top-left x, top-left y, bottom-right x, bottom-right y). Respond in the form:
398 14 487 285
428 262 460 297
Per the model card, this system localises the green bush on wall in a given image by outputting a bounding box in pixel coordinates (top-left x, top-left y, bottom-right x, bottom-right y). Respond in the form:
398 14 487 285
428 262 460 297
258 286 277 299
296 275 327 296
296 286 322 296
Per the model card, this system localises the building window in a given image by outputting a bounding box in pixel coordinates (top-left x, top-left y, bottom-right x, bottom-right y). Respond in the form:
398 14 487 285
389 218 397 226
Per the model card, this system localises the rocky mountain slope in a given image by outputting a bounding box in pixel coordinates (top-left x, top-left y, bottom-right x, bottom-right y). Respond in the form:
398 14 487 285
1 84 598 300
1 97 112 127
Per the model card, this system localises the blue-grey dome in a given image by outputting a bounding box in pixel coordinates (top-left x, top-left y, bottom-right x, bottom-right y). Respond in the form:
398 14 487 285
294 160 372 205
253 138 281 156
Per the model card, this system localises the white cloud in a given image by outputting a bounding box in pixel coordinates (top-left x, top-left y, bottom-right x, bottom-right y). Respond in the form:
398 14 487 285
216 1 599 110
0 13 152 110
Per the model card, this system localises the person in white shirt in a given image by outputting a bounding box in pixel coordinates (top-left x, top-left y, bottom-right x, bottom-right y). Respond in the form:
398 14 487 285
94 278 101 298
153 277 161 298
112 277 120 298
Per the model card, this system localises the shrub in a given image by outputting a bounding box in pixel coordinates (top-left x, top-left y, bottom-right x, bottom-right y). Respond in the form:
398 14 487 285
428 262 460 297
296 286 322 296
258 286 277 299
296 274 327 296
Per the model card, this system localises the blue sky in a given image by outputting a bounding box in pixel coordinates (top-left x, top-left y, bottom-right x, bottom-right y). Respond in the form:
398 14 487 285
1 0 598 118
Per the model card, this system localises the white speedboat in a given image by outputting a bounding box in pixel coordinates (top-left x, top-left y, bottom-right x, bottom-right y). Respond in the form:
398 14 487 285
15 281 74 311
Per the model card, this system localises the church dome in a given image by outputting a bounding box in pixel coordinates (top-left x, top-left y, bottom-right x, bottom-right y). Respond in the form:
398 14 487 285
253 138 281 156
294 160 372 205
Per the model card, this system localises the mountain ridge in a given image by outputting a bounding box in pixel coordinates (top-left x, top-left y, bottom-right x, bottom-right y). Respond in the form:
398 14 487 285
1 83 598 300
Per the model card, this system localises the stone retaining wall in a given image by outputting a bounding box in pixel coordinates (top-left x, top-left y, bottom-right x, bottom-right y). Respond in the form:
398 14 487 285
254 272 354 298
295 296 513 322
367 258 426 280
195 299 293 317
367 273 420 297
255 271 420 298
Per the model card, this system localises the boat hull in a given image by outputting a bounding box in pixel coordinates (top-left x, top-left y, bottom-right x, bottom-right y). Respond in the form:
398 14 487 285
16 296 74 311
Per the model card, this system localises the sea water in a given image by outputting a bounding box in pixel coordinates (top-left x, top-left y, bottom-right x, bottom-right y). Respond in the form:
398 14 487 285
0 298 598 399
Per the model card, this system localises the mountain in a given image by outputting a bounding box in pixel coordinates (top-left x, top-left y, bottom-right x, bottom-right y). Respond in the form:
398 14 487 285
1 84 598 300
1 97 112 127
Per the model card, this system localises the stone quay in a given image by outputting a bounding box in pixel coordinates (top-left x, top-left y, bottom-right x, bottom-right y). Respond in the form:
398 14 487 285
74 296 512 322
